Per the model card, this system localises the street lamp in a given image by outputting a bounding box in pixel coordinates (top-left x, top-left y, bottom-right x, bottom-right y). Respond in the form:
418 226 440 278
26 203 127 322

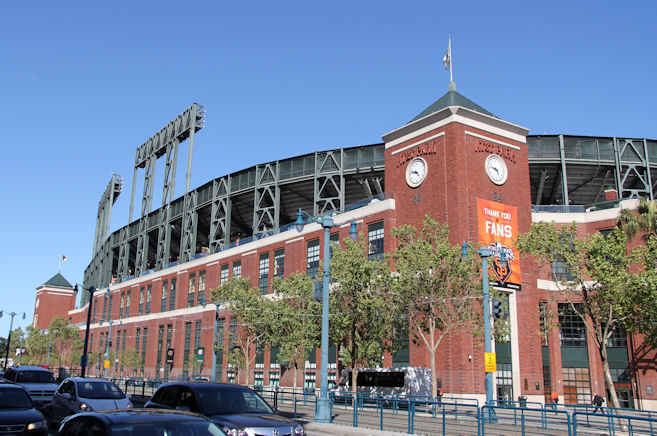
75 284 96 378
295 208 358 423
0 310 26 371
461 242 507 418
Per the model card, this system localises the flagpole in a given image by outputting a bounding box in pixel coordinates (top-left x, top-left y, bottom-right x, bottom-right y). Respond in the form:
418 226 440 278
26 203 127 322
448 35 453 83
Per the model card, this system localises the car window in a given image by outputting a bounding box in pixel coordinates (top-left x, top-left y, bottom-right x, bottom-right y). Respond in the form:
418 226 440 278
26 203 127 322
0 388 33 409
4 369 15 382
60 417 107 436
198 388 273 415
59 380 72 394
178 388 199 411
153 386 181 408
16 370 55 384
78 381 125 399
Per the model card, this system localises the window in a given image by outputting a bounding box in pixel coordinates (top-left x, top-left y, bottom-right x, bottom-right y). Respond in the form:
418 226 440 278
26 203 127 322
156 326 164 375
543 365 552 403
138 287 144 315
115 330 121 374
135 329 141 361
329 233 339 258
228 317 237 350
559 303 586 347
125 291 131 317
108 295 113 319
169 278 177 311
161 280 168 312
102 296 107 321
92 299 97 323
194 321 202 373
145 285 152 314
233 261 241 278
562 367 591 405
607 324 628 347
274 249 284 280
197 270 206 306
188 273 196 307
165 325 172 379
368 221 384 261
539 301 549 346
220 264 229 285
259 253 269 294
496 363 514 405
119 293 124 319
121 330 127 354
183 322 192 375
307 239 320 278
141 328 148 372
216 318 225 382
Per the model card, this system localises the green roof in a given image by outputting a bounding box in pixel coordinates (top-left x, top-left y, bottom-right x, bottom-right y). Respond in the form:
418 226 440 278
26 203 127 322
409 82 496 123
43 273 73 288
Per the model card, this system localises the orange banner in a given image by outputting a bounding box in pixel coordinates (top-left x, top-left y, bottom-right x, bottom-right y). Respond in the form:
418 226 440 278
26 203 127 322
477 198 521 291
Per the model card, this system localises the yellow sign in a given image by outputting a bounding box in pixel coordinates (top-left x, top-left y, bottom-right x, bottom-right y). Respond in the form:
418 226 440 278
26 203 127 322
485 352 496 373
104 360 110 369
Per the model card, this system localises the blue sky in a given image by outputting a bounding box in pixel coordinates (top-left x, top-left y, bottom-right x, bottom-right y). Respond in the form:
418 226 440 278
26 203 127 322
1 1 656 338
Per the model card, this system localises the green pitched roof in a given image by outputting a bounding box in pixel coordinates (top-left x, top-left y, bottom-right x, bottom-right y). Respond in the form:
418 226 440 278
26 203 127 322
43 273 73 288
409 82 496 123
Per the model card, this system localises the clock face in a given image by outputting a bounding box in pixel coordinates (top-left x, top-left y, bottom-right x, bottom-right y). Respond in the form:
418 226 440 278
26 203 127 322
485 154 508 185
406 157 427 188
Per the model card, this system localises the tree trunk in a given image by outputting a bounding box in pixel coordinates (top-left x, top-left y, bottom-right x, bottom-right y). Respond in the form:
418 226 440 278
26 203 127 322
293 362 298 390
599 344 621 409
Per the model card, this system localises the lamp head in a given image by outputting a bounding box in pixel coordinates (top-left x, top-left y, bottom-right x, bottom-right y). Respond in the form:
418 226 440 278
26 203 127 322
349 219 358 241
460 242 469 262
499 250 508 268
295 209 305 233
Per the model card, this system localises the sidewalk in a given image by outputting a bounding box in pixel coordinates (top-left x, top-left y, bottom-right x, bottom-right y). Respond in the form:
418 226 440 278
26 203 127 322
302 422 411 436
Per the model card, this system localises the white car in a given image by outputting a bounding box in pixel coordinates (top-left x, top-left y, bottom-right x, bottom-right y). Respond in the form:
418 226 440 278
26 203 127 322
50 377 132 426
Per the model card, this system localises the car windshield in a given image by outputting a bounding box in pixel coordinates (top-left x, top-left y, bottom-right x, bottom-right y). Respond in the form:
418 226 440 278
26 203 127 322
16 370 55 384
0 389 33 409
109 421 225 436
198 388 273 415
77 381 126 399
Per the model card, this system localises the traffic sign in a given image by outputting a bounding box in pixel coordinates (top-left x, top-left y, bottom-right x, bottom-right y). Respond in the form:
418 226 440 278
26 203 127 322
485 352 496 373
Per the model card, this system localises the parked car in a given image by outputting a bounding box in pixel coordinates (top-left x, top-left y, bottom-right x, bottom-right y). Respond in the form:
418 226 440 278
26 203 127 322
0 383 48 435
145 382 305 436
50 378 132 427
57 409 226 436
2 366 58 412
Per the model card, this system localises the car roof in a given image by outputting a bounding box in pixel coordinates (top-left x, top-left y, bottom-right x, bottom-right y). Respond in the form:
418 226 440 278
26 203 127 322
66 377 115 383
155 381 253 392
9 365 51 372
71 409 212 425
0 383 30 393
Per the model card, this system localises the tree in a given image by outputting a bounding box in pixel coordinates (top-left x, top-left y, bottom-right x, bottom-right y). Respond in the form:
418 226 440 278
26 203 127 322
329 233 400 394
517 222 653 409
48 317 82 367
211 277 275 386
24 326 49 365
270 273 321 389
390 216 483 397
120 349 142 376
619 197 657 239
7 328 25 365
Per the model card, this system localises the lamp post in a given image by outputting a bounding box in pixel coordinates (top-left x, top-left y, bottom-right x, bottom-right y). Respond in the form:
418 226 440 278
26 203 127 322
102 318 114 379
0 310 26 371
295 208 357 423
461 242 507 419
212 299 221 382
77 285 96 378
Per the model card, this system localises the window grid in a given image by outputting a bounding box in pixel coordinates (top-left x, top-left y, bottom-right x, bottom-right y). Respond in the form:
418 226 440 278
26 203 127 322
146 285 151 314
220 264 229 285
125 291 130 317
607 324 628 347
496 363 514 405
368 221 384 261
539 301 548 346
543 365 552 403
307 239 320 278
188 273 196 308
559 303 587 347
165 325 172 379
183 322 192 375
233 261 242 278
102 297 107 321
139 287 144 315
119 293 124 319
169 278 177 311
156 325 164 376
216 319 225 382
259 253 269 294
161 280 168 312
562 367 592 405
274 249 284 280
135 329 141 364
108 295 113 320
93 300 97 323
141 328 147 372
115 330 121 374
197 270 206 306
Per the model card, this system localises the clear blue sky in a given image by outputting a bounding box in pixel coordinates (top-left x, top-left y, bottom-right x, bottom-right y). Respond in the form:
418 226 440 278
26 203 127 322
1 1 656 337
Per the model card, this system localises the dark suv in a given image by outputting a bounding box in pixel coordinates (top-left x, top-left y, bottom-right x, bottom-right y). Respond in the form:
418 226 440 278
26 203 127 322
145 382 304 436
2 366 58 412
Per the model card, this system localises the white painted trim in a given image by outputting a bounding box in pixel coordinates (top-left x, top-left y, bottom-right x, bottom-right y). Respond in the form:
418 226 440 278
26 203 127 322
536 279 561 291
36 290 74 297
242 250 257 257
207 261 219 266
465 131 521 150
285 237 305 245
390 132 445 155
532 199 639 224
177 270 188 275
509 291 522 403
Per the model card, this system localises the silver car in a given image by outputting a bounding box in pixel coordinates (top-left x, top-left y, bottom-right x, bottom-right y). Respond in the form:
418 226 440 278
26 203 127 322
50 377 132 426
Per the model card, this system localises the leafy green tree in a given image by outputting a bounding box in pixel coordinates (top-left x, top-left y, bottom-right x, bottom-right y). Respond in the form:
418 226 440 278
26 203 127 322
24 326 49 365
7 328 25 365
390 216 483 397
329 233 399 394
517 223 653 409
120 349 142 377
270 273 321 389
211 277 276 385
48 317 82 367
619 197 657 239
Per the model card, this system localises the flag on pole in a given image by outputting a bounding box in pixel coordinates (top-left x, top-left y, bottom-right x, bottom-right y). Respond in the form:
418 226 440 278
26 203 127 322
61 255 67 262
443 43 451 70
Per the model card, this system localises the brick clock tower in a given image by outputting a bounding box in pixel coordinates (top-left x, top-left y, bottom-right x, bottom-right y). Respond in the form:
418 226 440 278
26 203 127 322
382 82 540 401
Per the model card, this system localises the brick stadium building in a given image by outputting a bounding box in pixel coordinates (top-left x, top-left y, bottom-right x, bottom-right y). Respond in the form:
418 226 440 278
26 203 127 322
32 84 657 409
